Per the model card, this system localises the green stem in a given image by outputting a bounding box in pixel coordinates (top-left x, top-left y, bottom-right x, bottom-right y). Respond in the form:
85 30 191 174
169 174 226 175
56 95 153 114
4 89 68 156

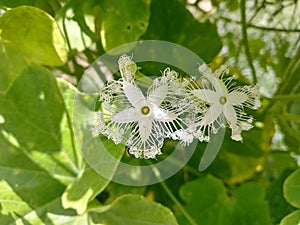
56 82 80 171
283 113 300 121
219 16 300 33
150 166 198 225
62 11 72 52
160 181 198 225
272 94 300 100
240 0 258 84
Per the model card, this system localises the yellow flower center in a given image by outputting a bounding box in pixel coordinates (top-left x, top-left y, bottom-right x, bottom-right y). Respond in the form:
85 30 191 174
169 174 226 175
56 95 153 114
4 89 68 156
219 96 227 105
141 106 150 115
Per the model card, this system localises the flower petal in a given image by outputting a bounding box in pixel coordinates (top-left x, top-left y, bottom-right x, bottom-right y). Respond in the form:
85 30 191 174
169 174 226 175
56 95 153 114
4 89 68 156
215 78 228 96
201 72 228 96
139 117 152 141
192 89 219 104
227 91 248 105
123 81 145 107
201 103 223 125
112 108 139 123
223 104 237 126
148 84 168 106
152 107 177 122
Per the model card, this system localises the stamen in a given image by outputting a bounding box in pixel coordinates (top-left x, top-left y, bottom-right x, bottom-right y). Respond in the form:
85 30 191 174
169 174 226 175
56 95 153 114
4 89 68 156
219 96 227 105
141 106 150 115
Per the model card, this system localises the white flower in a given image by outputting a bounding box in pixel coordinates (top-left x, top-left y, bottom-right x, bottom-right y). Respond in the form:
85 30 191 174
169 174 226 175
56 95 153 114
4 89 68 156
190 64 261 141
93 66 193 159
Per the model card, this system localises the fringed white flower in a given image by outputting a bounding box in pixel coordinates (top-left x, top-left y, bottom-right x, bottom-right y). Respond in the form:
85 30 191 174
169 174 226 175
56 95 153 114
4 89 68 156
93 57 194 158
93 54 262 159
190 64 261 141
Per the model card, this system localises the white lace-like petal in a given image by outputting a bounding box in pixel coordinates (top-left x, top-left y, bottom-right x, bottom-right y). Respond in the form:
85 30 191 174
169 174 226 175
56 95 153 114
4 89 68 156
112 108 139 123
198 65 228 96
123 81 145 107
231 126 243 141
191 89 219 104
201 104 223 125
139 117 152 141
223 104 237 127
152 107 177 122
147 84 168 106
215 77 228 96
227 91 248 105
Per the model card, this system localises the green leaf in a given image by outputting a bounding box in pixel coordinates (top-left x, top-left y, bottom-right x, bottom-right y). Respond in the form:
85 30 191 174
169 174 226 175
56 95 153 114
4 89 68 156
280 210 300 225
0 132 67 224
61 85 125 214
57 79 82 172
0 0 53 9
0 6 67 71
0 179 32 220
284 168 300 208
0 66 125 223
177 175 269 225
46 212 97 225
17 78 80 187
97 0 151 53
1 196 77 225
207 127 265 184
91 194 178 225
143 0 222 62
265 169 296 225
104 182 146 204
0 64 64 153
0 40 17 93
62 136 125 214
40 194 178 225
0 65 78 223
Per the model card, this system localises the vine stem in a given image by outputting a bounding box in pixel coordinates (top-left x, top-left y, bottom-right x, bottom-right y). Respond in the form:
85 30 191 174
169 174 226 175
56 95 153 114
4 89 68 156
152 167 198 225
160 181 198 225
219 16 300 33
240 0 258 84
283 113 300 121
57 82 80 172
272 94 300 100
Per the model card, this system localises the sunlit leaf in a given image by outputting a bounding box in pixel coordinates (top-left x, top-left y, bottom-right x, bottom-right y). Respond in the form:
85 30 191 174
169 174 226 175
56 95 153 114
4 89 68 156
0 6 67 70
91 194 178 225
0 132 66 224
47 213 96 225
280 210 300 225
61 87 125 214
62 155 124 215
284 168 300 209
0 64 64 152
